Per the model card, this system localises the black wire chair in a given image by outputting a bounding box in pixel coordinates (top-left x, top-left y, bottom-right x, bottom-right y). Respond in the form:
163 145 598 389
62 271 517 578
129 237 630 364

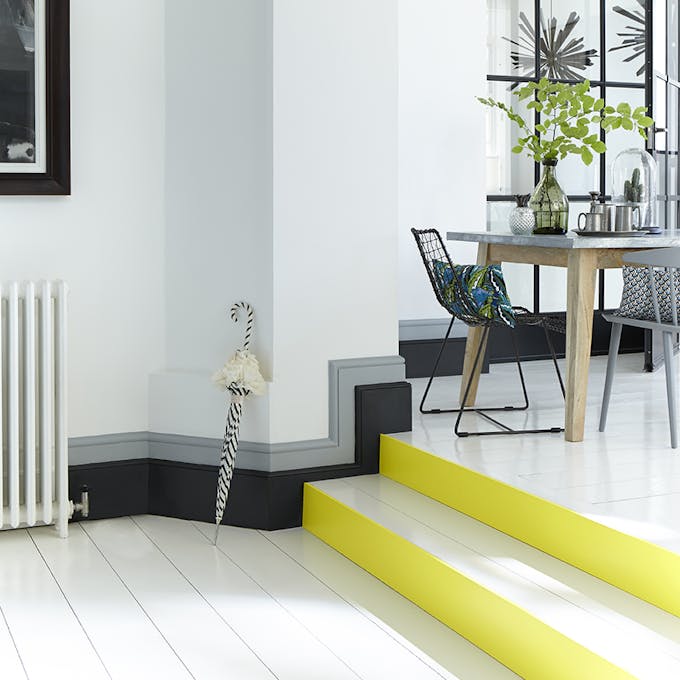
411 228 566 437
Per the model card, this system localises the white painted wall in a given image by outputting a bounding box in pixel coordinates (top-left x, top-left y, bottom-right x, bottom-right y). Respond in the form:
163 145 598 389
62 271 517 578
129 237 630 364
398 0 487 322
163 0 273 376
157 0 273 443
157 0 400 445
269 0 399 442
0 0 166 437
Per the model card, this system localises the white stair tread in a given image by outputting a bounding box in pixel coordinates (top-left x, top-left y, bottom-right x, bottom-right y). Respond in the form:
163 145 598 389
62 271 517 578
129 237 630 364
341 475 680 649
310 476 680 680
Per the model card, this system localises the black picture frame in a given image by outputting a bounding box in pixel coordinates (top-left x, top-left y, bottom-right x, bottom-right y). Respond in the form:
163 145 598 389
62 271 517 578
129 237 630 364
0 1 70 195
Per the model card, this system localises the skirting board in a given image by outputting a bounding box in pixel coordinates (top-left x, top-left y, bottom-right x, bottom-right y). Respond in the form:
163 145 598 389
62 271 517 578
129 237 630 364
400 311 645 379
68 382 412 530
399 336 490 380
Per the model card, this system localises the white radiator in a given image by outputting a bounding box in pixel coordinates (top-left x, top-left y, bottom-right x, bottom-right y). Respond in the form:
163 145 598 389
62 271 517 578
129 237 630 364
0 281 69 537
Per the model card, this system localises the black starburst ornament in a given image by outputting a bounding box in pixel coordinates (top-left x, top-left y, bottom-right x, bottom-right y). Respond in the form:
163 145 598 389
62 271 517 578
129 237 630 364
609 1 646 78
505 11 598 81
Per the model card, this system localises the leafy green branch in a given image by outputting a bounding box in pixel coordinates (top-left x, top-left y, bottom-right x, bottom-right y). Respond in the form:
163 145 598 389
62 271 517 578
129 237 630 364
478 78 654 166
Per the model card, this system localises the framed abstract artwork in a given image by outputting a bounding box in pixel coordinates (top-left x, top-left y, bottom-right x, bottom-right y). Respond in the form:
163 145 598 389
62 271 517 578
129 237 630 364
0 0 70 195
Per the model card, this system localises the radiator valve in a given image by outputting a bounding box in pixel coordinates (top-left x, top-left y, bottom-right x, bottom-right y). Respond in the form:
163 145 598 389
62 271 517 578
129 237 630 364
71 485 90 518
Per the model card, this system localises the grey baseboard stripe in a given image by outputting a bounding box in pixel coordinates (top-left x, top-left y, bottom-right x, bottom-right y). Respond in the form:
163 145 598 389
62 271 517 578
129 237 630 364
69 432 150 465
399 318 468 341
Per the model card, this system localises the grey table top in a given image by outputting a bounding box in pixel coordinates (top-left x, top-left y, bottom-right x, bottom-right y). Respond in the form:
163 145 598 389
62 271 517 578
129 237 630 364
446 229 680 249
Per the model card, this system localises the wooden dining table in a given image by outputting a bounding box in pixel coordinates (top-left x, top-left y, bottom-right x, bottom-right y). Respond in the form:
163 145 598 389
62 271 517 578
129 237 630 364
447 229 680 442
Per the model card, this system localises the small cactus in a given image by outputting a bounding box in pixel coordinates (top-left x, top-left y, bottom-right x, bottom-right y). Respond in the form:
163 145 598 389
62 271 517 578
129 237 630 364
514 194 531 208
624 167 643 203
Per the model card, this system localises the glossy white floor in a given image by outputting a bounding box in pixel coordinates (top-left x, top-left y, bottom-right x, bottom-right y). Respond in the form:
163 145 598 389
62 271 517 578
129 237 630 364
4 354 675 680
0 515 517 680
399 352 680 555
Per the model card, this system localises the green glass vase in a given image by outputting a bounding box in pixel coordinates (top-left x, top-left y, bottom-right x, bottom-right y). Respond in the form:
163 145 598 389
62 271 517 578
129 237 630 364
529 160 569 235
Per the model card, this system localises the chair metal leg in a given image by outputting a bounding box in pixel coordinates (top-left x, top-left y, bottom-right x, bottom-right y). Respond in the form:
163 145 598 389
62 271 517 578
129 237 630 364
419 317 455 414
421 322 528 415
663 331 678 449
599 322 622 433
543 326 565 398
455 326 490 436
454 326 563 438
510 330 530 410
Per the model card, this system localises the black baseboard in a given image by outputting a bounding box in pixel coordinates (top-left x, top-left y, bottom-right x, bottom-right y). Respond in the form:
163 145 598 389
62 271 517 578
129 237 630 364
69 459 149 520
354 381 412 474
400 311 645 378
400 336 490 380
69 381 412 531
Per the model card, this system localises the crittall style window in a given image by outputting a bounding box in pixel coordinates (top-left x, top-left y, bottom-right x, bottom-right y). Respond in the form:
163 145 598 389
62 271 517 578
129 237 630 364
485 1 669 317
652 0 680 229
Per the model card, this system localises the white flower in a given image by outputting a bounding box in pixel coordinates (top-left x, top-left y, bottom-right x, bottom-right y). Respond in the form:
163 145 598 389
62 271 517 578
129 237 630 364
213 349 266 396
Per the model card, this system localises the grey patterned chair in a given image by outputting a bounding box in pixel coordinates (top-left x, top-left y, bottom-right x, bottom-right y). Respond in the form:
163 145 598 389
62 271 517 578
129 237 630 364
600 247 680 448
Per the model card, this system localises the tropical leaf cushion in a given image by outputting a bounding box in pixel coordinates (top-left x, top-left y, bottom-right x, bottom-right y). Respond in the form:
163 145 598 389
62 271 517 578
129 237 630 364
433 260 516 328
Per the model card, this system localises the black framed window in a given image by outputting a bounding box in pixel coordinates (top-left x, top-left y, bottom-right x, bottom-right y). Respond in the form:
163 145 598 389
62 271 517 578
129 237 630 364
643 0 679 369
485 0 653 312
651 0 680 229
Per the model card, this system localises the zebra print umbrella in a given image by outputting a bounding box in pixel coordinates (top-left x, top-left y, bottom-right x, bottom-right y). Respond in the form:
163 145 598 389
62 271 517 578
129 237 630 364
212 302 265 544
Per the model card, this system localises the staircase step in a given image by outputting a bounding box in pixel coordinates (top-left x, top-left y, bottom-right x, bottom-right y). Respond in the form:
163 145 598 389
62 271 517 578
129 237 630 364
268 525 521 679
379 434 680 617
303 475 680 680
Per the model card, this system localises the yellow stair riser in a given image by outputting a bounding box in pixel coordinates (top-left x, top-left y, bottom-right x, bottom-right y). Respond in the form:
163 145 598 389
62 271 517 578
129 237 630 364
303 484 633 680
380 434 680 618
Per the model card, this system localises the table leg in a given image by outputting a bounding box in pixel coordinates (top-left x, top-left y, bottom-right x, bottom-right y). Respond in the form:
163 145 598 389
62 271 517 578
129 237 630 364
459 243 491 407
565 250 597 442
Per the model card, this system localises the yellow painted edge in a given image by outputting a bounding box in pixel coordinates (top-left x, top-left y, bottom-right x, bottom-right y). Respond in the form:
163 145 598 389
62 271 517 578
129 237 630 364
303 483 634 680
380 434 680 617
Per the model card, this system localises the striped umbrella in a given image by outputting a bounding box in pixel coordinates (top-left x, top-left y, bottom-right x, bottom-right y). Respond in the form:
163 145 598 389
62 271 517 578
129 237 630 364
212 302 265 544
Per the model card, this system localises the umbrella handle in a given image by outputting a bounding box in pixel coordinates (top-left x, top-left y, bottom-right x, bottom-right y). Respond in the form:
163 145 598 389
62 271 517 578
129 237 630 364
230 302 254 352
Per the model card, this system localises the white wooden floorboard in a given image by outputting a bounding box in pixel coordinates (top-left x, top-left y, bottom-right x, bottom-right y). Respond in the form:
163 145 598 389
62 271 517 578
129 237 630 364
194 521 455 680
310 478 680 680
586 492 680 552
266 526 520 680
517 456 680 489
133 514 361 680
0 528 109 680
0 605 27 680
30 523 192 680
82 517 275 680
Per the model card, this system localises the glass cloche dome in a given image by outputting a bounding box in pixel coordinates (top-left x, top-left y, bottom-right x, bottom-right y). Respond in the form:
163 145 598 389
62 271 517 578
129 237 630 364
611 148 658 228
